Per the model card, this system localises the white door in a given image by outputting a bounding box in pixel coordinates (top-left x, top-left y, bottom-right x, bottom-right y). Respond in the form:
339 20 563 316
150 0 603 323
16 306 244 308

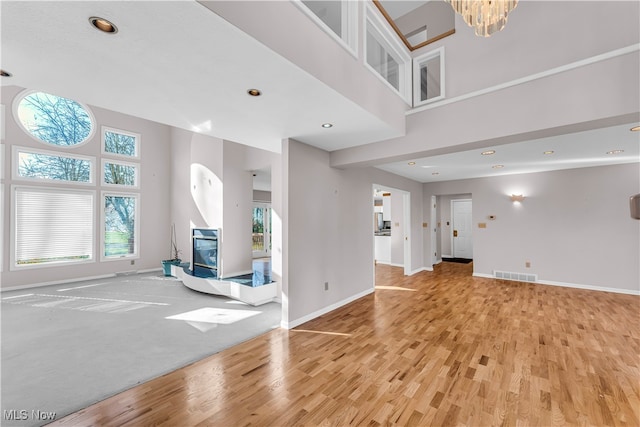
452 199 473 259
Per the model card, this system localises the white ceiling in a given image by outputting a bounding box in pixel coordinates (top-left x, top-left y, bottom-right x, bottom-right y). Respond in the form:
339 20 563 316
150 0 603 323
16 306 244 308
377 123 640 182
1 1 638 189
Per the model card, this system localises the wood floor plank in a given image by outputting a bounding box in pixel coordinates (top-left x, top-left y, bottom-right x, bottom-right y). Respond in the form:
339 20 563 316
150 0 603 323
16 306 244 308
49 262 640 426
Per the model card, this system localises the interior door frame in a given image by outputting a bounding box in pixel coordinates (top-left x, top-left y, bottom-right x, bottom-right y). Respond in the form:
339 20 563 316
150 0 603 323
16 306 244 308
431 195 437 266
372 184 412 278
252 202 271 259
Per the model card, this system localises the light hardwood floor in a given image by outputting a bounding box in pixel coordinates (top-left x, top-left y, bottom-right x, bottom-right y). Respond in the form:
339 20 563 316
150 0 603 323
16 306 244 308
51 262 639 426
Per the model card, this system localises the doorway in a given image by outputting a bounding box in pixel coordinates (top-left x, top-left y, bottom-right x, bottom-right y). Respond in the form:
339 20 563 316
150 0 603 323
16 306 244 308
451 199 473 259
372 185 411 278
252 203 271 259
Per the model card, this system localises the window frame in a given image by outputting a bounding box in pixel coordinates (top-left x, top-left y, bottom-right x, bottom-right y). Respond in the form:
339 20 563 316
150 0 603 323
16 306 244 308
101 158 140 189
1 143 5 180
1 104 5 141
101 126 141 160
12 89 96 148
293 0 359 59
1 184 3 272
11 185 96 270
12 145 95 185
413 47 446 107
364 3 412 104
101 191 140 262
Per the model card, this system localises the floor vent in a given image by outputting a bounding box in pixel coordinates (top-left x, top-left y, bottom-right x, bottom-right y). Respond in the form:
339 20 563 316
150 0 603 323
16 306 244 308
493 270 538 283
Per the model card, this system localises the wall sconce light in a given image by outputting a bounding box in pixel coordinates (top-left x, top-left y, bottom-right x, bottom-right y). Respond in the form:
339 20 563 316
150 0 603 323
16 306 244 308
510 194 525 203
630 193 640 219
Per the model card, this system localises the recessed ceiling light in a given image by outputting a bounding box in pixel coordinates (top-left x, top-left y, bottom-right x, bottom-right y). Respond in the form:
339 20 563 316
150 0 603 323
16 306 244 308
606 149 624 155
481 150 496 156
321 123 333 128
408 161 416 166
89 16 118 34
492 165 504 169
0 69 11 77
247 89 261 97
543 150 555 155
631 126 640 132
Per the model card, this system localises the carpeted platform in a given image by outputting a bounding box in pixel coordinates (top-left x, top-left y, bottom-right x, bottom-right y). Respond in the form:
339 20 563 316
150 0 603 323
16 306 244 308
1 272 281 427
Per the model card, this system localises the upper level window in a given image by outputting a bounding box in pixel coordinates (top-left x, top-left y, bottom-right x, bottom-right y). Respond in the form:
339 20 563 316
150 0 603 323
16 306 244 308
365 4 412 104
413 47 445 106
15 91 94 147
367 30 400 91
102 127 140 158
295 0 358 56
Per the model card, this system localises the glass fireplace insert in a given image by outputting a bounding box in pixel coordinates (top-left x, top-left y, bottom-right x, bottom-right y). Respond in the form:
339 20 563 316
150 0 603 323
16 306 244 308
192 228 219 278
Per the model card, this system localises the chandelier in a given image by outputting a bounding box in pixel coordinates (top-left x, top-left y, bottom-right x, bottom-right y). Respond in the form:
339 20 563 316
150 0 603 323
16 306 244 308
446 0 518 37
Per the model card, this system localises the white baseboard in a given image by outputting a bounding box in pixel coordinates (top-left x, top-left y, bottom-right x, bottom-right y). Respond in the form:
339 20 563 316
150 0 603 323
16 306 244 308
375 260 391 265
409 267 432 275
390 263 404 268
1 274 117 292
282 287 375 329
472 273 640 296
536 279 640 296
137 267 162 274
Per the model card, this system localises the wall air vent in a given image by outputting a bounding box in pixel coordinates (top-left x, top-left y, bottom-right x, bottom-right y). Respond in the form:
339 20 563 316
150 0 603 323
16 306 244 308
493 270 538 283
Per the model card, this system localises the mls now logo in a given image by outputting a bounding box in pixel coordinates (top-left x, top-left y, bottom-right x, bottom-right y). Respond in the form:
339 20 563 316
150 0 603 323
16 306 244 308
3 409 56 421
3 410 28 420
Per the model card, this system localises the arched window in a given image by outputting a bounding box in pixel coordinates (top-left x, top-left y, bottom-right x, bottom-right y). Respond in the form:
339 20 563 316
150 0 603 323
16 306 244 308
15 91 95 147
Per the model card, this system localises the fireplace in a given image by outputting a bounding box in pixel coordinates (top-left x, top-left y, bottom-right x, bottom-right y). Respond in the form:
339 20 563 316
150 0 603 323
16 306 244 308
192 228 219 278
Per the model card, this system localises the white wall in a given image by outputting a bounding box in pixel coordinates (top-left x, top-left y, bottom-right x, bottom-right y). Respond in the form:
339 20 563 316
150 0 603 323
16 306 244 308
253 190 271 203
423 163 640 293
221 140 253 277
281 138 424 327
390 191 404 266
1 85 172 289
170 127 224 269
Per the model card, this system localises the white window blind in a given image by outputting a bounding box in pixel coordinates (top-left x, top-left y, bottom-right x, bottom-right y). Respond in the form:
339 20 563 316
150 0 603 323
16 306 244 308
15 187 93 267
